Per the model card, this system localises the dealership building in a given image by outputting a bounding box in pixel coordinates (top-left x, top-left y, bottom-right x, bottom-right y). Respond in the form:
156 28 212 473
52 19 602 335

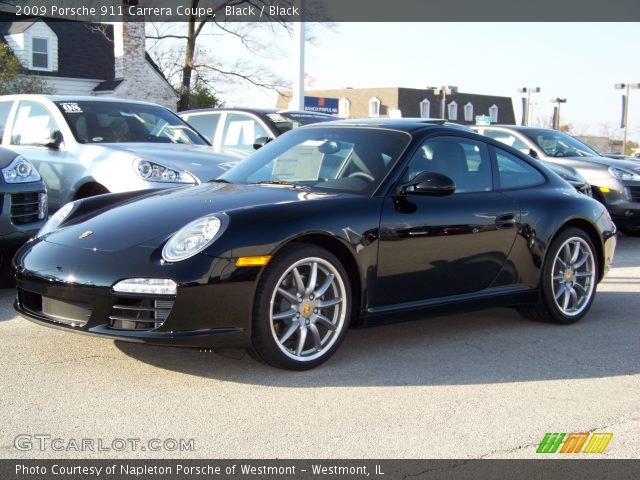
277 87 516 125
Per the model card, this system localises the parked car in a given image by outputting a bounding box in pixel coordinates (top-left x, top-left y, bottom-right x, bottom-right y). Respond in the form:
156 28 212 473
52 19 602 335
472 125 640 236
179 108 337 157
0 95 234 213
600 152 639 162
14 119 616 370
0 147 47 282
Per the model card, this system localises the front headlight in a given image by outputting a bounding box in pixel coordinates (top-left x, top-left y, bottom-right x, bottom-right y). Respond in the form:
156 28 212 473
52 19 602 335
162 214 228 262
134 158 196 184
608 166 640 181
2 155 41 183
37 201 77 238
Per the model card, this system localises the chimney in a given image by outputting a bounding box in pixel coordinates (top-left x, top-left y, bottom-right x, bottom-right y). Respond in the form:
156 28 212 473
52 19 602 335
113 9 146 80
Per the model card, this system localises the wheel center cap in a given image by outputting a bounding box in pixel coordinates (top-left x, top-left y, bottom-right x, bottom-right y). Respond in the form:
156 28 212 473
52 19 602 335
302 303 312 317
564 270 574 281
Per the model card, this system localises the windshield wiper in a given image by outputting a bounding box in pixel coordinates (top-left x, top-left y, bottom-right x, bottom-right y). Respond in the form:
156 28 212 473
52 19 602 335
250 180 308 189
209 178 232 184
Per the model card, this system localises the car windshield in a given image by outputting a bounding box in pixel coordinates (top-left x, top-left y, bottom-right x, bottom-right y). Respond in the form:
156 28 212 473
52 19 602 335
55 101 208 145
266 112 336 134
522 129 599 158
221 127 411 195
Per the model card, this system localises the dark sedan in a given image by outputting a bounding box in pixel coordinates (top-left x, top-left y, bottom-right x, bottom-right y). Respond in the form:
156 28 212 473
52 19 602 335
179 108 337 158
14 119 616 370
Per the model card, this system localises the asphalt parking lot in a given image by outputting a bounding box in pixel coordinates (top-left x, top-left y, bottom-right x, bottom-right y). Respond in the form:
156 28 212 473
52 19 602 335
0 236 638 459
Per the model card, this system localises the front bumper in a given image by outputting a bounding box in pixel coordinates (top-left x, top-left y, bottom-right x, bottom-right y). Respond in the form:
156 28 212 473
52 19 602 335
592 180 640 227
13 240 257 348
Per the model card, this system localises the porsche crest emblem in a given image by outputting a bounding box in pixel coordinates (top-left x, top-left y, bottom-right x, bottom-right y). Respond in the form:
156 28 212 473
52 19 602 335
79 230 94 239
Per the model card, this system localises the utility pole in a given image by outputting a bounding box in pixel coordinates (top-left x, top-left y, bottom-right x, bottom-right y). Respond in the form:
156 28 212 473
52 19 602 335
615 83 640 154
518 87 540 126
433 85 458 119
551 97 567 130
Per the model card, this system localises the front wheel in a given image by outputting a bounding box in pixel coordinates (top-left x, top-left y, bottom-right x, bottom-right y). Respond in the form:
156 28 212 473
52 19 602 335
519 228 598 324
251 244 351 370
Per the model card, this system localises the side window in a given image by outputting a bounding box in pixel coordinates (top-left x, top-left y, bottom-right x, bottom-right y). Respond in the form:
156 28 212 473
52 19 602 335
0 101 14 141
221 114 270 155
184 113 220 143
405 136 492 193
495 148 545 189
10 101 57 146
483 130 529 151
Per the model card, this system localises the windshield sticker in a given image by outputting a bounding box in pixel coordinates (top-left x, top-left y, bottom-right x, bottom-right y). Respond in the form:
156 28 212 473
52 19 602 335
267 113 288 123
273 146 323 181
60 103 83 113
91 137 104 142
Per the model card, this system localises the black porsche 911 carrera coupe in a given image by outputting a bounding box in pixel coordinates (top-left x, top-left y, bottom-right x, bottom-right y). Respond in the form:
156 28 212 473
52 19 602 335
13 119 617 370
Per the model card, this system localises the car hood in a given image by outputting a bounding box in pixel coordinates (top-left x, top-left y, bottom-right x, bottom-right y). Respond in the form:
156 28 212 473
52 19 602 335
541 162 583 182
43 183 340 252
561 155 640 172
99 143 238 182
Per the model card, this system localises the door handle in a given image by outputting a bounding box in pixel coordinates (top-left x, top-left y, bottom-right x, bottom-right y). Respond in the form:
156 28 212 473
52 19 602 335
495 213 517 229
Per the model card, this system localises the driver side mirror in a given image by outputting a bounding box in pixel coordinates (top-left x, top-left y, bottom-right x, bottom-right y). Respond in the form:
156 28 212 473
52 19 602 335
400 171 455 196
253 136 272 150
36 129 63 149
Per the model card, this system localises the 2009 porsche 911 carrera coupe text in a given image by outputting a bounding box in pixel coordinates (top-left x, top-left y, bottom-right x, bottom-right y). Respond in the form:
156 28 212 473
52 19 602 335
13 119 617 370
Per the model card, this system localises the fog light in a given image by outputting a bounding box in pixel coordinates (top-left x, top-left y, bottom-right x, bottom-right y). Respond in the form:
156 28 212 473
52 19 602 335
38 193 48 220
112 278 177 295
599 186 611 193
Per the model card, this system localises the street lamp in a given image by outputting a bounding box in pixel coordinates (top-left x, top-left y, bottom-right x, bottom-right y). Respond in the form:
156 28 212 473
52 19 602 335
433 85 458 119
551 97 567 130
518 87 540 126
614 83 640 155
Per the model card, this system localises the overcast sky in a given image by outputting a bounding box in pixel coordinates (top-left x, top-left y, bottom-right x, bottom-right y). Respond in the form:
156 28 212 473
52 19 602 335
204 22 640 143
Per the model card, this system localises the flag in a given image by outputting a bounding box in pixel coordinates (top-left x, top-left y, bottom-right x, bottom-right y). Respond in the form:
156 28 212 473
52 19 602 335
304 74 317 88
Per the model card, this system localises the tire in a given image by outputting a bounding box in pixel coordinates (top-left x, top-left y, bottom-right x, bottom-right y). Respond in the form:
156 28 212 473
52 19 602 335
518 228 598 325
620 225 640 237
251 244 351 370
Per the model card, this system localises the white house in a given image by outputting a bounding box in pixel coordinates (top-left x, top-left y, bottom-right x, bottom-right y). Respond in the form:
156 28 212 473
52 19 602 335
0 15 177 110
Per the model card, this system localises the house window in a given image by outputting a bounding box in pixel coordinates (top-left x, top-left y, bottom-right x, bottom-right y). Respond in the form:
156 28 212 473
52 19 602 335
369 97 381 117
31 38 49 69
447 101 458 121
338 98 351 118
489 104 499 123
419 98 430 118
464 102 474 122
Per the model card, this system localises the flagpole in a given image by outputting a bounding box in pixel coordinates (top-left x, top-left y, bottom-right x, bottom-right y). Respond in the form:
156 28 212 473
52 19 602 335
290 2 305 110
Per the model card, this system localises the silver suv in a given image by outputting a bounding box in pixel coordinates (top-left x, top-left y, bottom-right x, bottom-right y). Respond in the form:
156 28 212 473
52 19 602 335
0 95 233 212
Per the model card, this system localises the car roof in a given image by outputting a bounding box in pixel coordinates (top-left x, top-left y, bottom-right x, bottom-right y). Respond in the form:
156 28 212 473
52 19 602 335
180 107 336 118
470 124 555 133
0 94 162 107
301 118 474 134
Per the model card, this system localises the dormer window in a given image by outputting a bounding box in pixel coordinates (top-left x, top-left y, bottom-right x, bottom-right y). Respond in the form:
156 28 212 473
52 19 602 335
489 104 499 123
369 97 381 117
464 102 474 122
419 98 430 118
31 38 49 69
338 97 351 118
447 101 458 121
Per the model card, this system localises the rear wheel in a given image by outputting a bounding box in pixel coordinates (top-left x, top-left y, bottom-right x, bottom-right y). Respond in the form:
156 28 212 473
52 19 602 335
519 228 598 324
251 244 351 370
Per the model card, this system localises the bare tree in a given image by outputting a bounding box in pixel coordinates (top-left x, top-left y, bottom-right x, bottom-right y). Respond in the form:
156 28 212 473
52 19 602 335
146 0 331 110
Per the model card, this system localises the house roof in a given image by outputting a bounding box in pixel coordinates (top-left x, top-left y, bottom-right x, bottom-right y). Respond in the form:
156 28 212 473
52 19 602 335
92 79 124 92
1 13 115 80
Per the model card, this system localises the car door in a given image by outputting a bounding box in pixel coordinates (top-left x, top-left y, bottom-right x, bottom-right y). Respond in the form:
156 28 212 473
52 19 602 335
182 112 221 144
218 113 271 157
7 100 79 211
376 135 519 307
